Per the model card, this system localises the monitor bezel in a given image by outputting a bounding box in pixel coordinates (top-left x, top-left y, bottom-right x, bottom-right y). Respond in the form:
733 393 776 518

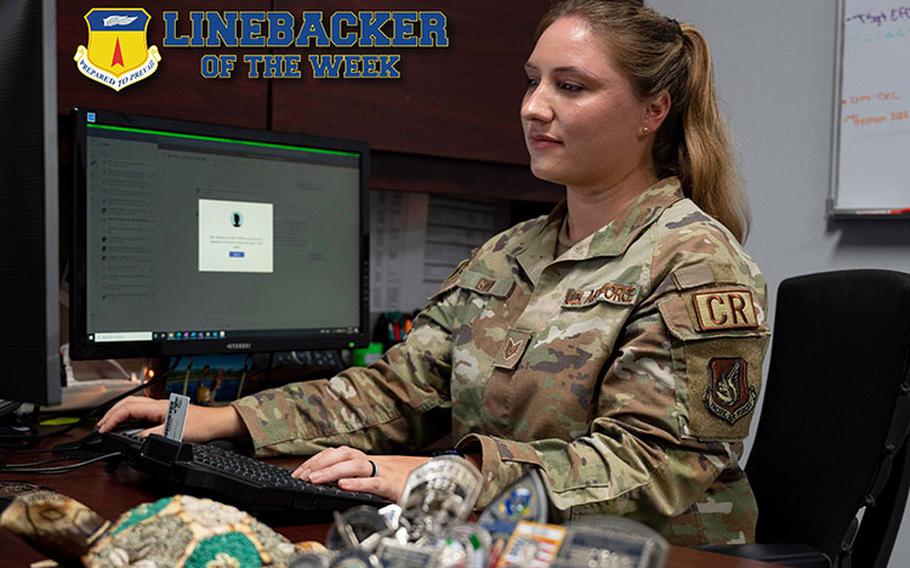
70 108 370 359
0 0 61 404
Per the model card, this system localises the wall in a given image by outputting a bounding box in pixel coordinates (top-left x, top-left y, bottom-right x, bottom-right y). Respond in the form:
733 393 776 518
650 1 910 565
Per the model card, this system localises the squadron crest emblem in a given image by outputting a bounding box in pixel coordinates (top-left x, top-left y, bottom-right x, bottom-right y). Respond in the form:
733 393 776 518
73 8 161 91
705 357 756 424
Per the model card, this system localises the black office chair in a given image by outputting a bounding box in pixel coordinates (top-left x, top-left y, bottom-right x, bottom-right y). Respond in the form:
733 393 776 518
707 270 910 568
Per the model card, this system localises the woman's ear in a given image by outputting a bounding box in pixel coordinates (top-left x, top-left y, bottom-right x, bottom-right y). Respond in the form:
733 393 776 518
642 90 671 134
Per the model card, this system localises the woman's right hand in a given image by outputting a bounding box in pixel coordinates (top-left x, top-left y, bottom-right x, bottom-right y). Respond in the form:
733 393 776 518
96 396 248 443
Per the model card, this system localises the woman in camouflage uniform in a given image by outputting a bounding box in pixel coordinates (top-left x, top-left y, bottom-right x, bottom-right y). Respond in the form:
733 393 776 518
100 0 769 546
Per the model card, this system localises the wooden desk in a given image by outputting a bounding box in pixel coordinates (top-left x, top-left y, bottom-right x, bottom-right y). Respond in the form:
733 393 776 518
0 440 782 567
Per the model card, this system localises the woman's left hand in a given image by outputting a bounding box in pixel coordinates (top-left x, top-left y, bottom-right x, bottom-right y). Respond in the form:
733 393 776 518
291 446 430 503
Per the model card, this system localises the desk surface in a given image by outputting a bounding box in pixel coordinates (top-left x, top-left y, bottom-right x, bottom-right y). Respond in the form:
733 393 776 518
0 436 782 568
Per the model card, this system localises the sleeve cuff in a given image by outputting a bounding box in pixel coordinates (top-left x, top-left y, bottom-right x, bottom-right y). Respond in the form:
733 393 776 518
456 433 542 508
231 392 301 455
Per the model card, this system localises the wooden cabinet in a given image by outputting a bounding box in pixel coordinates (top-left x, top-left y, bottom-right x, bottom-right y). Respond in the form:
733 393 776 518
57 0 270 129
269 0 549 165
55 1 561 202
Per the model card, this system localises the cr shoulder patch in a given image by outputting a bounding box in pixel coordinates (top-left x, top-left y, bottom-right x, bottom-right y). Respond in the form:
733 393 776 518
691 289 758 332
494 330 533 370
563 281 639 308
705 358 756 425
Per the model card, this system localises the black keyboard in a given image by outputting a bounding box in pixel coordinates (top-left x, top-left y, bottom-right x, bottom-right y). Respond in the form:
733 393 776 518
102 431 388 512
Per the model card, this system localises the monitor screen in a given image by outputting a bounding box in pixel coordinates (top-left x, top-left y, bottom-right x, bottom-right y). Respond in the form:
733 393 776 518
70 110 369 359
0 0 61 405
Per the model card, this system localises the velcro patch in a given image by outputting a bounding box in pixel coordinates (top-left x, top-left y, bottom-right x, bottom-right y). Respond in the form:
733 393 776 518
671 263 736 290
493 330 533 370
459 270 514 298
563 282 639 308
705 357 756 425
691 289 758 332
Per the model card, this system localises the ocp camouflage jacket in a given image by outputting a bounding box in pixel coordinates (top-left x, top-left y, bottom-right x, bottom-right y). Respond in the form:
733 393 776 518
232 178 770 546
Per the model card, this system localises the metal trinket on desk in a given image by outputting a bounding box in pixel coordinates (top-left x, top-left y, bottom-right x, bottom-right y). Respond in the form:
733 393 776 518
303 456 668 568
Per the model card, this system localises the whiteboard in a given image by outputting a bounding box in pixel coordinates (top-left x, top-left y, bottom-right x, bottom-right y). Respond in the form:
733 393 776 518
830 0 910 217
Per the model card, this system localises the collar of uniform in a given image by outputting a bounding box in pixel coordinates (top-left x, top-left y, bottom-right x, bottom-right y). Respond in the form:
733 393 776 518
558 177 684 263
545 200 568 225
506 203 564 286
509 178 684 286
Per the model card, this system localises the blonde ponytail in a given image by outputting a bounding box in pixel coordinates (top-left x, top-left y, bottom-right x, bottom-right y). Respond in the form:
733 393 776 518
676 26 748 242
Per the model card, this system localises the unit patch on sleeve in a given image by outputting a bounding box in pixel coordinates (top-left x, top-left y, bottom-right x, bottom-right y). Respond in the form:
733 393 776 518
705 357 756 425
691 289 758 332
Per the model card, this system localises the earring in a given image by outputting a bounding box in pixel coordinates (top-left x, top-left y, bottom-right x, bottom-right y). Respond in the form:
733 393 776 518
641 126 650 136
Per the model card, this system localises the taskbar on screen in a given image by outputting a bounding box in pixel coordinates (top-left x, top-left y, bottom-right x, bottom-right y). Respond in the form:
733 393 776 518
87 327 359 344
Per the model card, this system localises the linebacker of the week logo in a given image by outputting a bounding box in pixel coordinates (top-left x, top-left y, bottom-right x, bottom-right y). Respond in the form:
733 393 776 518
74 8 162 92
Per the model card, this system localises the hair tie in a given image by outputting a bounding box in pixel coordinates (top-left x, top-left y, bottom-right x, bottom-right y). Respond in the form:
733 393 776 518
667 17 683 35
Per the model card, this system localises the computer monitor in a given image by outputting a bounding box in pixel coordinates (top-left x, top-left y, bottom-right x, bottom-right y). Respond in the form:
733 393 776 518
0 0 61 405
69 109 369 360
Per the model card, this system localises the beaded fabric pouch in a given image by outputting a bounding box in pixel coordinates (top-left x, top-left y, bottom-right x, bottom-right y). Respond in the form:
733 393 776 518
1 491 301 567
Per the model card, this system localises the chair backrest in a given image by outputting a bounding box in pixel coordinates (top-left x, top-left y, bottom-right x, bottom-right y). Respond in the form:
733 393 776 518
746 270 910 567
